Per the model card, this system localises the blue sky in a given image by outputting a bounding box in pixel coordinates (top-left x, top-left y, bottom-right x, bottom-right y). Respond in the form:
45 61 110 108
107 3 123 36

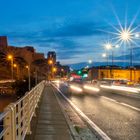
1 0 140 68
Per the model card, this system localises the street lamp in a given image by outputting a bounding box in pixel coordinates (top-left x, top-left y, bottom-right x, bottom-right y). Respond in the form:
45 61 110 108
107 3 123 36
102 53 108 78
102 53 108 65
48 59 54 79
48 60 53 65
88 60 92 64
104 43 119 78
52 67 57 73
26 65 31 91
52 67 57 79
7 54 14 82
119 29 134 81
135 33 140 38
13 63 19 80
106 16 139 81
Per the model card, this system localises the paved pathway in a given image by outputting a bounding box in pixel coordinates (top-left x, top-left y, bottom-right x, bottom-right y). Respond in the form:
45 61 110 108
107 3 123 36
27 84 72 140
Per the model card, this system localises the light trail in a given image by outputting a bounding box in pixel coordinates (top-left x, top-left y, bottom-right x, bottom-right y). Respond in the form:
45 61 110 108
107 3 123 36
100 85 140 93
83 85 100 92
70 85 83 92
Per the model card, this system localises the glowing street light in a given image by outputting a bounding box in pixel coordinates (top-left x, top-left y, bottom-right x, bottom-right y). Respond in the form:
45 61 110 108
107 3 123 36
13 64 17 68
13 64 19 80
104 43 119 78
102 53 107 58
52 67 57 72
7 55 13 60
115 44 120 48
105 43 112 50
48 60 53 65
118 29 135 81
7 54 14 81
135 33 140 38
88 60 92 64
102 53 108 66
101 11 139 81
120 30 131 41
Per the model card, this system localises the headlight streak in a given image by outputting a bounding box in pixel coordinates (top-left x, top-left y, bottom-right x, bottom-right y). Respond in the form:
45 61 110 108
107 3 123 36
83 85 100 92
100 85 139 93
70 85 83 92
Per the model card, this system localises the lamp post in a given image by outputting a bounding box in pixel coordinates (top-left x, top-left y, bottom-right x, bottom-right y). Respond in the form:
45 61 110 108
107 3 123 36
102 53 109 78
48 59 54 79
104 43 119 78
48 60 53 65
7 55 14 82
105 43 113 78
13 63 19 80
52 67 57 78
102 53 108 66
26 65 31 91
119 30 133 81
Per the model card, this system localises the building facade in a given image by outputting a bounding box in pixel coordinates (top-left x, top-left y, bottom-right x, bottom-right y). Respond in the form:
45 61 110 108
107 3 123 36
88 68 140 83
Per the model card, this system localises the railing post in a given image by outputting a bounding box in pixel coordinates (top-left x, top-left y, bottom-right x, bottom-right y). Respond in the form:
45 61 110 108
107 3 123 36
17 102 22 140
3 104 16 140
26 93 31 135
33 89 37 117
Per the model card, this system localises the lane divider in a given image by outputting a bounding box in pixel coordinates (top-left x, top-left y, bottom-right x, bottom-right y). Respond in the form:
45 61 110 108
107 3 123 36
52 84 111 140
102 96 140 112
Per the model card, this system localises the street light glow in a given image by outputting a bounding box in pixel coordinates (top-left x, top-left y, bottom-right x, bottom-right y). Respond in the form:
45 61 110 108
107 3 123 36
120 30 131 41
102 53 107 57
135 33 140 38
13 64 17 68
88 60 92 64
115 44 120 48
48 60 53 65
52 67 57 72
7 55 13 60
26 65 29 69
105 43 112 50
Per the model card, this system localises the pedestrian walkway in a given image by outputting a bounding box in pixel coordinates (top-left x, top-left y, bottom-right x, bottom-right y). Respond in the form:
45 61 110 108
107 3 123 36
27 84 72 140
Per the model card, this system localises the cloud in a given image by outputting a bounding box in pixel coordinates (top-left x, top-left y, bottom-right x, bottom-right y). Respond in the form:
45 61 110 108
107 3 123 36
4 18 140 66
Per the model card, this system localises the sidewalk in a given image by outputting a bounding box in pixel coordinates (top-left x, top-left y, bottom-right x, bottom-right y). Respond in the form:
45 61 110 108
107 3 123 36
26 84 72 140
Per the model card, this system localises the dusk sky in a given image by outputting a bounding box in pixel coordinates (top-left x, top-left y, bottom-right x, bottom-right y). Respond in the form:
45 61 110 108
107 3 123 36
1 0 140 68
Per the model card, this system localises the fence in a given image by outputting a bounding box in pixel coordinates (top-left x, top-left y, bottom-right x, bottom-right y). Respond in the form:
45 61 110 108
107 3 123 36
0 80 45 140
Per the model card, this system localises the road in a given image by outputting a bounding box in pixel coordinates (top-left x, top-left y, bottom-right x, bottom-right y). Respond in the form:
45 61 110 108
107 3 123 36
57 83 140 140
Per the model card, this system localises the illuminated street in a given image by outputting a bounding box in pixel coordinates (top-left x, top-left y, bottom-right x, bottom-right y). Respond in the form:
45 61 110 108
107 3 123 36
57 82 140 140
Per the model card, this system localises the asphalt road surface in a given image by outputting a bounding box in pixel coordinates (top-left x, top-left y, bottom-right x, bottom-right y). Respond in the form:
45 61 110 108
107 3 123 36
58 83 140 140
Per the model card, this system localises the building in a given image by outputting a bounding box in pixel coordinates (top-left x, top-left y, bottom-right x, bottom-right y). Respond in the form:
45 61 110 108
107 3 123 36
0 36 8 51
0 36 48 80
47 51 56 64
88 67 140 83
55 61 70 77
34 53 44 61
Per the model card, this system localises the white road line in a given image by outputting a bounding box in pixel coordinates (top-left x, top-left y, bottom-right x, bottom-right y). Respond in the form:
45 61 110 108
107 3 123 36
102 96 140 112
52 84 111 140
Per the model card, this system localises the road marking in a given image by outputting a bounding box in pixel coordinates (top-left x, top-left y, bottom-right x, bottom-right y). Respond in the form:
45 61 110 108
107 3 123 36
102 96 140 112
53 84 111 140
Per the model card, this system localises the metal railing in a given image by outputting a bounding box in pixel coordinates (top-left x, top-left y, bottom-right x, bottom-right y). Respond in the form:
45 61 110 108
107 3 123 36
0 80 45 140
